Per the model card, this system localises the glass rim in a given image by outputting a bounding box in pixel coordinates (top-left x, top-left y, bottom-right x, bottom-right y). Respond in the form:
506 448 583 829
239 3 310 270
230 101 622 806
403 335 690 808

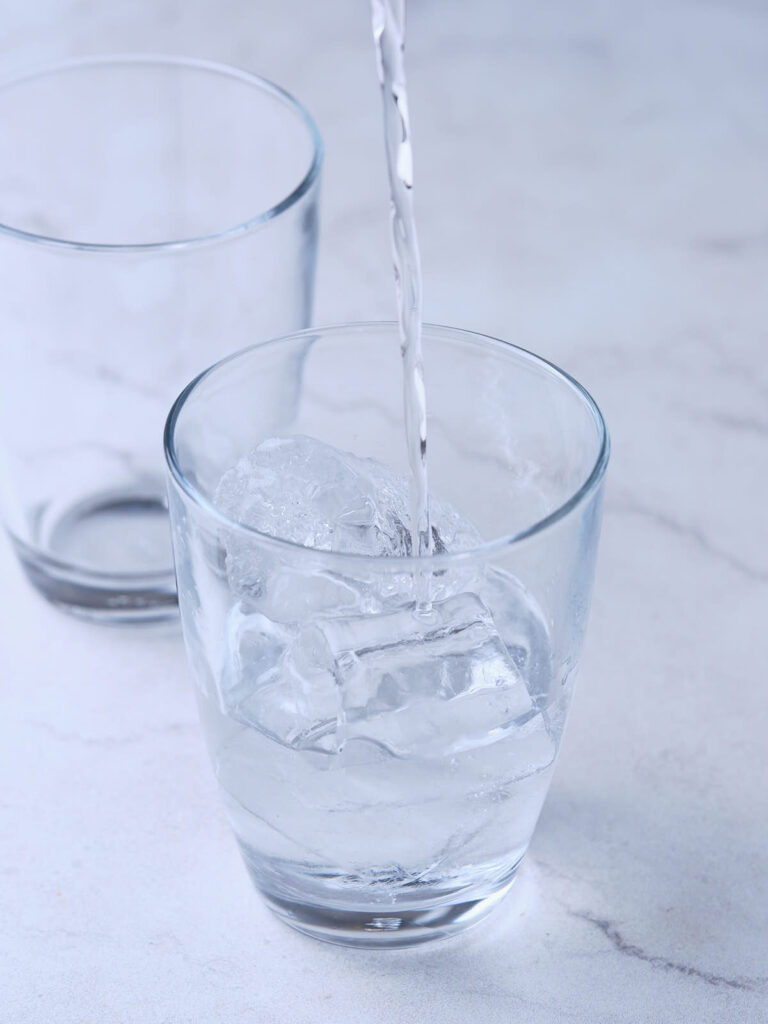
164 322 610 571
0 53 324 253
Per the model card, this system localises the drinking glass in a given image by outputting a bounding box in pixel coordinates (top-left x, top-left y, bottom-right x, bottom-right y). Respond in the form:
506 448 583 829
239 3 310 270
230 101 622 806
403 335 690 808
164 322 609 947
0 56 322 622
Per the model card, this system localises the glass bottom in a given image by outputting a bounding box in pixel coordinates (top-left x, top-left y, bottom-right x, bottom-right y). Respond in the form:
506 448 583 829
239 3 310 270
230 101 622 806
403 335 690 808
259 879 515 949
11 485 178 623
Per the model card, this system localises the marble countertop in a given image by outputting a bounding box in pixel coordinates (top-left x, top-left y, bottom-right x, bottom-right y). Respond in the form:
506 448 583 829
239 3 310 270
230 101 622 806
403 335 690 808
2 0 767 1021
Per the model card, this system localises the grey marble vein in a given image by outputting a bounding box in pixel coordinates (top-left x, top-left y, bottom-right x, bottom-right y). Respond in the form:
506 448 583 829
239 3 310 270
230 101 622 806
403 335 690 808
609 495 768 583
52 350 167 402
25 718 196 748
693 231 768 255
686 408 768 439
570 909 768 993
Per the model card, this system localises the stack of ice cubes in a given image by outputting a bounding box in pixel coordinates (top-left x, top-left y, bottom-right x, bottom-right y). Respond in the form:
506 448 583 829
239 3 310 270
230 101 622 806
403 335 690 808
213 436 554 767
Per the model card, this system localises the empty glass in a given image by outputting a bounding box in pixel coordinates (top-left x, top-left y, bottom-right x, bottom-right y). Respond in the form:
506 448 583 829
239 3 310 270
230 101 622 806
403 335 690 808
0 56 322 621
164 323 609 947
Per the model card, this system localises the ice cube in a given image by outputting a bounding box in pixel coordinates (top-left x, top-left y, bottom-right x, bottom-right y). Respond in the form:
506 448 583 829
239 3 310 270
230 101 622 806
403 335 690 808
216 603 290 708
215 435 408 555
214 435 482 557
481 567 553 704
299 592 542 759
245 562 364 624
210 437 557 763
217 602 339 749
214 435 483 617
235 659 340 753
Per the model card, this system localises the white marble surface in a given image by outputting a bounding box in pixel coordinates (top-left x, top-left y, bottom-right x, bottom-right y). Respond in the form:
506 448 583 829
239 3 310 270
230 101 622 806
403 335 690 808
2 0 768 1021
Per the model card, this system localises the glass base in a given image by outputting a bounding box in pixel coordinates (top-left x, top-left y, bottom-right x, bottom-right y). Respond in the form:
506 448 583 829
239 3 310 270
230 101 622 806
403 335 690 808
260 881 514 949
11 486 179 623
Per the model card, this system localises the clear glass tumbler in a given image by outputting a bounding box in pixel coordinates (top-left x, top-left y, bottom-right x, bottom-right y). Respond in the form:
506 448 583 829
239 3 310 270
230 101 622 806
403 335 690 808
0 56 322 622
164 323 609 947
